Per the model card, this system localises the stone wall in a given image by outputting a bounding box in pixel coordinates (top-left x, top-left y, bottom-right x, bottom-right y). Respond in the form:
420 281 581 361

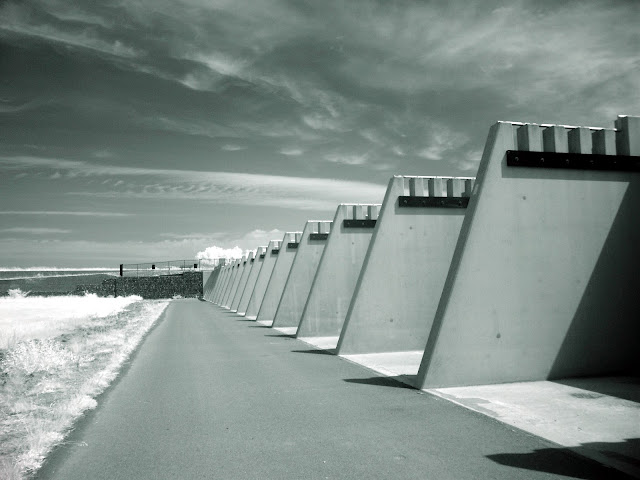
73 272 203 299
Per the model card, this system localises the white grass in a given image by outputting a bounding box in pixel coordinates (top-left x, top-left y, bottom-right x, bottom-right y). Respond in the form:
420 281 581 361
0 291 169 479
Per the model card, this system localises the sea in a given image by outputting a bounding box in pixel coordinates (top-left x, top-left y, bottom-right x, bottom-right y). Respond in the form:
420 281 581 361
0 268 120 297
0 269 170 479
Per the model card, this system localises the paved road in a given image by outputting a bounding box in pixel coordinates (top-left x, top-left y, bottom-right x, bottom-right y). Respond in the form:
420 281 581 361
36 299 631 479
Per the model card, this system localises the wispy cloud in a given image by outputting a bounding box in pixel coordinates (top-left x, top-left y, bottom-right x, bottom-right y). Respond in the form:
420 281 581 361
0 210 133 217
0 8 139 59
325 153 368 166
1 227 71 234
221 144 247 151
280 148 303 156
0 155 386 210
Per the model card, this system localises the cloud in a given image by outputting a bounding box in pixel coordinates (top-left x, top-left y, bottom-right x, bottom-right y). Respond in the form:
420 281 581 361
221 144 247 151
280 148 303 156
302 114 344 132
1 227 71 234
195 228 284 263
0 155 386 210
0 9 140 59
416 127 470 161
325 153 368 166
0 210 133 217
195 245 243 262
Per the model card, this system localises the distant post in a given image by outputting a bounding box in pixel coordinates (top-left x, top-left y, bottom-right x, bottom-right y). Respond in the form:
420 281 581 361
119 264 123 277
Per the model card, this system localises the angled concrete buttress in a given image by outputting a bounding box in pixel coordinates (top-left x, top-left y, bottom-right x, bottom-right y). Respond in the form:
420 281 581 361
418 115 640 389
296 204 381 349
221 258 243 308
336 176 474 380
212 263 230 304
237 246 268 315
225 255 248 309
230 251 255 312
272 220 333 333
202 269 217 301
256 232 302 325
244 240 282 319
205 260 226 302
218 262 237 305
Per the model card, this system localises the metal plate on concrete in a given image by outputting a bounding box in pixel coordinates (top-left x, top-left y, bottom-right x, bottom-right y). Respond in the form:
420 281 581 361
506 150 640 171
398 196 469 208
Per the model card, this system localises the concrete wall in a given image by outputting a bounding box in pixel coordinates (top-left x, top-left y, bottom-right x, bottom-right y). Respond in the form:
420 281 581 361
418 116 640 388
237 246 268 315
273 221 332 330
231 251 255 312
336 176 473 356
296 204 380 339
256 232 301 322
245 240 281 319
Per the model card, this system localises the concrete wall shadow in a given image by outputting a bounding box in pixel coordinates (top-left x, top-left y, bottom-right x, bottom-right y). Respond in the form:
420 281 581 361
548 181 640 379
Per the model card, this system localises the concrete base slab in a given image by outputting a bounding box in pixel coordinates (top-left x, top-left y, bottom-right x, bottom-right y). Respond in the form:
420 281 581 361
427 377 640 479
245 315 257 320
256 320 273 327
298 336 339 351
273 326 297 336
340 351 423 387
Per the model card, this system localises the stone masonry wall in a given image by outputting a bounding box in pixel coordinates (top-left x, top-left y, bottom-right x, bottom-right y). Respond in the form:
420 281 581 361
74 272 203 299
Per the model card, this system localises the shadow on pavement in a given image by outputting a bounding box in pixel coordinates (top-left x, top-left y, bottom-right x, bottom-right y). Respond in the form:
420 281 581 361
487 438 640 480
552 376 640 404
265 334 295 338
343 376 415 389
291 349 335 355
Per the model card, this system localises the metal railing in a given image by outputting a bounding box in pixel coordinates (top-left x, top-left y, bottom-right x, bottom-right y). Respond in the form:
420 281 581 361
119 260 201 277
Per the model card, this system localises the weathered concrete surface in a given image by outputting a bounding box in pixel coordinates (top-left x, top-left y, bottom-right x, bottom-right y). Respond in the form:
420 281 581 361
222 258 243 308
213 264 232 305
219 262 238 306
256 232 301 322
202 269 217 301
297 204 379 339
418 117 640 389
35 300 630 480
230 251 255 312
272 221 331 330
336 176 471 357
429 377 640 479
245 240 281 319
237 246 267 315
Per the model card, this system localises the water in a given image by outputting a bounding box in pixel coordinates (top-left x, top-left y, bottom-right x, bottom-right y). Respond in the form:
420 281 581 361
0 283 170 479
0 268 119 297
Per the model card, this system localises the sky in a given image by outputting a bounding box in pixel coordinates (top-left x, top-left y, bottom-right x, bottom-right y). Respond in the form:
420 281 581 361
0 0 638 267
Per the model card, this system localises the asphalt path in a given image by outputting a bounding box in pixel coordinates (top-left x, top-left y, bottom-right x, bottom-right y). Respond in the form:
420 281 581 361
36 299 632 479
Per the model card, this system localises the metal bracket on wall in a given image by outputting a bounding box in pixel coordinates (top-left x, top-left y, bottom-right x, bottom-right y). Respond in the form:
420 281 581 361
250 258 254 263
309 233 329 240
287 243 299 249
343 219 377 228
506 150 640 171
398 196 469 208
259 254 266 259
271 249 280 254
